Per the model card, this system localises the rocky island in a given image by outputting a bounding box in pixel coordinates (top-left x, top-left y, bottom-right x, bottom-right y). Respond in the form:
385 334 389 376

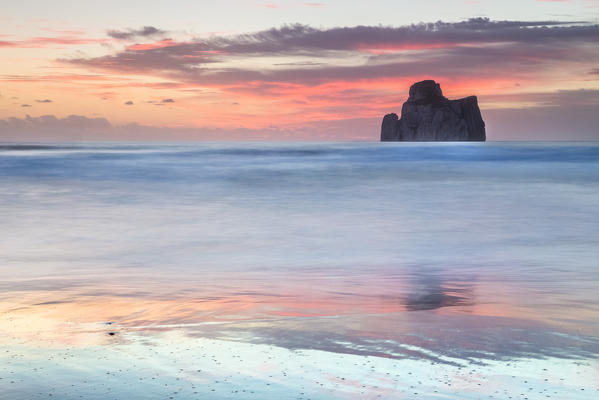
381 80 486 141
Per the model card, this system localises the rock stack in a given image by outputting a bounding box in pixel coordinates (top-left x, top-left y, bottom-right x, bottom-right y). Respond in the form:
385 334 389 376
381 80 486 141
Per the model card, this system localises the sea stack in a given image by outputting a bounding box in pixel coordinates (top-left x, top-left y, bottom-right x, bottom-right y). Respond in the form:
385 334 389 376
381 80 486 141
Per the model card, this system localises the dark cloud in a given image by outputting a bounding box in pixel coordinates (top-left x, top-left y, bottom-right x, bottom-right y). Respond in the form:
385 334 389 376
485 105 599 140
146 99 172 106
35 99 53 103
273 61 325 66
124 100 134 105
107 26 167 40
485 89 599 107
65 19 599 86
480 89 599 140
21 104 31 107
190 18 593 55
0 114 359 141
0 114 112 141
93 18 597 57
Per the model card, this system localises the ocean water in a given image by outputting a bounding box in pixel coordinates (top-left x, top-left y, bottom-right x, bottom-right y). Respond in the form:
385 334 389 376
1 142 598 399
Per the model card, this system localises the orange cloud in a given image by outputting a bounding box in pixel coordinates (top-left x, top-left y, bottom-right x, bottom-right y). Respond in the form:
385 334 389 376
127 39 180 51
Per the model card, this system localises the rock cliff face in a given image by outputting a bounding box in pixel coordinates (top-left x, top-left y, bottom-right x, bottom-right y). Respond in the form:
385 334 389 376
381 80 486 141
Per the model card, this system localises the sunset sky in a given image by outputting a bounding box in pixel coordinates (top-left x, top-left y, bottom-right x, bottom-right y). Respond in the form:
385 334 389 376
1 0 598 140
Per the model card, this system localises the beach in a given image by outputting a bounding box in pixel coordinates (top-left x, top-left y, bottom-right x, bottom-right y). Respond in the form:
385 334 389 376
1 142 598 399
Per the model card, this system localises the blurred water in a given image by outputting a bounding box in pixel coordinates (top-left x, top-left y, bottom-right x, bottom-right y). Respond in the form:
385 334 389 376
1 142 599 399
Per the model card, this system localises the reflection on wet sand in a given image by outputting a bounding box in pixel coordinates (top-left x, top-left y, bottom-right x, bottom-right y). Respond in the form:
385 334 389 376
2 267 599 366
2 264 599 399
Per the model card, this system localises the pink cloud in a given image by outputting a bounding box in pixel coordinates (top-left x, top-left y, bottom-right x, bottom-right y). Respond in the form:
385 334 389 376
28 36 110 46
0 74 117 83
0 36 111 49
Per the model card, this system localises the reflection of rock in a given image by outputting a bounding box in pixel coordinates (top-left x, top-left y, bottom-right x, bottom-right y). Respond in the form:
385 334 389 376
405 291 467 311
381 80 486 141
404 272 471 311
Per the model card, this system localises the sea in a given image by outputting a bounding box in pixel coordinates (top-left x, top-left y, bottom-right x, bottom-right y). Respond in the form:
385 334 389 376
1 142 598 399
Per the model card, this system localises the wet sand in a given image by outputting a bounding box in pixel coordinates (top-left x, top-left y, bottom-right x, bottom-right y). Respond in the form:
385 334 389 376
2 320 598 400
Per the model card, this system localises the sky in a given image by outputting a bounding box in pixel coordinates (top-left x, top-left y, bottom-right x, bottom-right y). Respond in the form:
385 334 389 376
1 0 599 141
